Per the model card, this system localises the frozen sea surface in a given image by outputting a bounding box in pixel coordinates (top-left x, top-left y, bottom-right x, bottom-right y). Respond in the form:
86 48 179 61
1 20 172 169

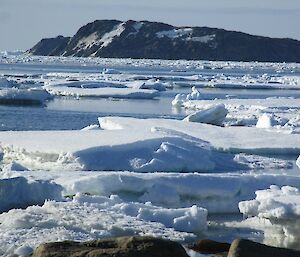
0 53 300 256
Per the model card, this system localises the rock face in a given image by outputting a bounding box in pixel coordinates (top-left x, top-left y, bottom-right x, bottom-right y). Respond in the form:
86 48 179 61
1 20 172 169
31 236 189 257
28 19 300 62
188 239 231 254
228 239 300 257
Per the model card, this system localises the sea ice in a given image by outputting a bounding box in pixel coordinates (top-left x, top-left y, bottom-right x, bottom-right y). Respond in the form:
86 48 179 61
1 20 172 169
177 94 300 131
239 185 300 219
183 104 228 125
238 185 300 240
0 88 53 105
0 176 62 212
44 81 159 99
256 113 277 128
0 117 298 172
0 77 53 105
0 193 201 256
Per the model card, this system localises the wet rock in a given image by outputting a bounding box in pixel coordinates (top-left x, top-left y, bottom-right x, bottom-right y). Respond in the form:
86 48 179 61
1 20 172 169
188 239 230 254
31 236 189 257
228 239 300 257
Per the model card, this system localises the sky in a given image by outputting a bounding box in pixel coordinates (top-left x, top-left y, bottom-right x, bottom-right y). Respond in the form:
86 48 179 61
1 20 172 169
0 0 299 51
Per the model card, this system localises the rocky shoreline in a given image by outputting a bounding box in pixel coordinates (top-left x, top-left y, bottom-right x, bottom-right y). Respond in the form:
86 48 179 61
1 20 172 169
30 236 300 257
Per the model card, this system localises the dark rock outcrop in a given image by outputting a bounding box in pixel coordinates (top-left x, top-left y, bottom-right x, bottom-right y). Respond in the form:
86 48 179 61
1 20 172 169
31 236 189 257
28 19 300 62
188 239 231 254
30 35 71 56
227 239 300 257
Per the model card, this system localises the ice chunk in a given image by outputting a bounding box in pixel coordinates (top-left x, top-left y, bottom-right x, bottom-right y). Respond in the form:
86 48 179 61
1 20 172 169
172 87 202 106
186 86 202 100
2 161 29 172
238 186 300 240
0 88 53 105
183 104 228 126
172 93 186 106
0 77 18 88
297 155 300 169
0 177 62 212
81 124 100 131
256 113 277 128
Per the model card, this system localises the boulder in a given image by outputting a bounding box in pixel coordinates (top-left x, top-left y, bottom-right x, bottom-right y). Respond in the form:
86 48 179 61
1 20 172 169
188 239 230 254
228 239 300 257
31 236 189 257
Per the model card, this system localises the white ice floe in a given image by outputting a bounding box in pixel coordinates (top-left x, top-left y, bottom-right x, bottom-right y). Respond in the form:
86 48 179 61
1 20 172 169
44 81 159 99
2 171 299 214
0 116 298 172
99 117 300 155
0 77 53 105
0 176 62 212
183 104 228 126
0 193 201 256
239 185 300 219
0 88 53 105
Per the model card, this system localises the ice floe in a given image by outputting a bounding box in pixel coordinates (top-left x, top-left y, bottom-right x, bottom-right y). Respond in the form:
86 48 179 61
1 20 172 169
0 117 298 172
0 88 53 105
183 104 228 125
0 176 62 212
44 80 159 99
0 77 53 105
234 186 300 243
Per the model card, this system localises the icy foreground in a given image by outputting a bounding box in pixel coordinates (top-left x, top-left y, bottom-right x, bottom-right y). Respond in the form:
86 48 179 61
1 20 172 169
0 192 204 256
1 171 300 255
0 54 300 255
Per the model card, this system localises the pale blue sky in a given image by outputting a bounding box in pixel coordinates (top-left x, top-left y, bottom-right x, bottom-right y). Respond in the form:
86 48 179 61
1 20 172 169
0 0 299 51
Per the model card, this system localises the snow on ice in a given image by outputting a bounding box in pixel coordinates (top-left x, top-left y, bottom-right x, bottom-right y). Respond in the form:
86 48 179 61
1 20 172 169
0 116 298 172
0 193 201 256
233 186 300 244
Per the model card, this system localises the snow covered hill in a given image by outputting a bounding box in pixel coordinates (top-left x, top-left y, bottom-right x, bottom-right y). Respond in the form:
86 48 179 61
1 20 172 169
28 20 300 62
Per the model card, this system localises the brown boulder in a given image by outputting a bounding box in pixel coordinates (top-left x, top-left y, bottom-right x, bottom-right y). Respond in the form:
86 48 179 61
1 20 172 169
228 239 300 257
31 236 189 257
188 239 230 254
